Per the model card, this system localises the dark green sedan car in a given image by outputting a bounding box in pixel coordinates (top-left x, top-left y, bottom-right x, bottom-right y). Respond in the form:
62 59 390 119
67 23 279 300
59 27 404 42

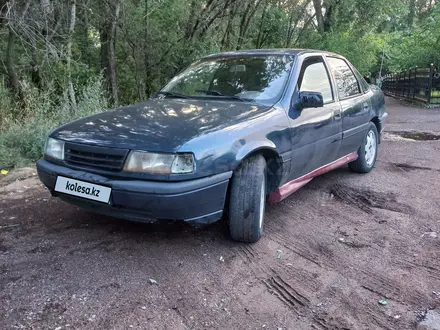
37 49 387 242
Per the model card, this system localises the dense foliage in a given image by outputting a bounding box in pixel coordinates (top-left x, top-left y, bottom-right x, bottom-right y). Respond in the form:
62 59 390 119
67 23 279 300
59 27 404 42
0 0 439 168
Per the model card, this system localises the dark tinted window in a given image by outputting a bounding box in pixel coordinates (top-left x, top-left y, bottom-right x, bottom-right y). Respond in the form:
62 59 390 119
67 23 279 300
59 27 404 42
298 57 333 104
327 57 360 98
352 67 371 93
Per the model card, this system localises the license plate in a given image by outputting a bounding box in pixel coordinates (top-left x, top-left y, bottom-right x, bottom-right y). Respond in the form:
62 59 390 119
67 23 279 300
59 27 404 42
55 176 111 203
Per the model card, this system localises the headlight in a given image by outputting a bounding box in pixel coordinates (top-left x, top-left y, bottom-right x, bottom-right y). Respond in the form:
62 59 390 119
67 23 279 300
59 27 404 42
44 138 65 160
123 151 195 174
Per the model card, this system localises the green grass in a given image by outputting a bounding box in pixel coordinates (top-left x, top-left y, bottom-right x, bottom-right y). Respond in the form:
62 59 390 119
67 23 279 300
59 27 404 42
0 77 107 169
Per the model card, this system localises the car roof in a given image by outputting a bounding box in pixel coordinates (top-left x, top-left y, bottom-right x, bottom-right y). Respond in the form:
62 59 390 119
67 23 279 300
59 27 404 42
201 49 342 59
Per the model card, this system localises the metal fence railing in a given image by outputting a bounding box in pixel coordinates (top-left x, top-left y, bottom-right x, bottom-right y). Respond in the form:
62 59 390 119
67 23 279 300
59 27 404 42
381 64 440 106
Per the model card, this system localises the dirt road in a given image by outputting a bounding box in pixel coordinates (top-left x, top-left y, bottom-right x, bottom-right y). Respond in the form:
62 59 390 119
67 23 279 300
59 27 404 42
1 97 440 330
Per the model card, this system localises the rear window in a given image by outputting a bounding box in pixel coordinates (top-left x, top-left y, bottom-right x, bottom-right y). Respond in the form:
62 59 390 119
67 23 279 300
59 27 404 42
327 57 361 99
352 67 371 93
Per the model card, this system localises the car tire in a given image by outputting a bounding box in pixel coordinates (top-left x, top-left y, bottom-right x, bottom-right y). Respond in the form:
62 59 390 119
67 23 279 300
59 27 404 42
348 122 379 174
229 155 266 243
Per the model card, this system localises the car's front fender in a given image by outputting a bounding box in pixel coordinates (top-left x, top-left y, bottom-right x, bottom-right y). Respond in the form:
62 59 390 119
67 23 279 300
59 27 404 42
235 140 278 164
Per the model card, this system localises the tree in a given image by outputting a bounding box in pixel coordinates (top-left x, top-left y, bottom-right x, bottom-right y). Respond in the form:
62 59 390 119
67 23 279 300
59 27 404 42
67 0 77 107
99 0 121 106
0 0 439 109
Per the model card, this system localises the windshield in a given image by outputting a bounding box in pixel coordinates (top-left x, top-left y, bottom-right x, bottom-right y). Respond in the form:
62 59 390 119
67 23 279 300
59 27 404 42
160 55 295 104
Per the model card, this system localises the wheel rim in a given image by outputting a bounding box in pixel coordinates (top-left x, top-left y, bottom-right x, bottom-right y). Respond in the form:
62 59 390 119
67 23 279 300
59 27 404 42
365 130 377 167
258 179 265 232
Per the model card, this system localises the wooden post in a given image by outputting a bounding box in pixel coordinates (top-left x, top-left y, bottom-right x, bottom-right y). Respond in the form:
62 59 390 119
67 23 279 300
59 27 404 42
413 68 417 100
393 73 397 96
427 63 434 105
399 72 402 97
404 71 407 98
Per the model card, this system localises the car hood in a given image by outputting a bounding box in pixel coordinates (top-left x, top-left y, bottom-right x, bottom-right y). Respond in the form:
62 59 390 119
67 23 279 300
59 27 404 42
51 99 272 152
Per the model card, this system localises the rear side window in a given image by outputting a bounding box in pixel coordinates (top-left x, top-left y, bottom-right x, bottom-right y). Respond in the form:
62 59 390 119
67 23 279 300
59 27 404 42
298 57 333 104
352 67 371 93
327 57 361 99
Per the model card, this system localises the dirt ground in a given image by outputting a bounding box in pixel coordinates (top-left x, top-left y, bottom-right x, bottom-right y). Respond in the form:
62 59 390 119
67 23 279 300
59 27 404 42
1 97 440 330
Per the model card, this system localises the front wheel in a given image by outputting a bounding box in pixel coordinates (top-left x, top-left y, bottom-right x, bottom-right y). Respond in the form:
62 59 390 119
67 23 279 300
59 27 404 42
348 122 379 173
229 155 266 243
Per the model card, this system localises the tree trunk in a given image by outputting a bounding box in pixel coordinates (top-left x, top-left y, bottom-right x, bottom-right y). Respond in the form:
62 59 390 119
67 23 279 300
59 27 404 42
100 1 120 106
323 2 334 32
237 0 265 50
6 26 23 104
0 0 7 27
109 2 120 105
144 0 152 98
221 1 239 50
407 0 416 27
285 7 296 47
189 0 216 42
67 0 77 108
312 0 325 36
198 0 233 41
185 0 198 40
294 14 316 45
236 1 252 50
40 0 51 13
30 47 42 89
256 2 268 48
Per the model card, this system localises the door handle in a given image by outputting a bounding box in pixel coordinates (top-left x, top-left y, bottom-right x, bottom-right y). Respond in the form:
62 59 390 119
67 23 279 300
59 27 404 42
334 110 342 120
363 102 370 110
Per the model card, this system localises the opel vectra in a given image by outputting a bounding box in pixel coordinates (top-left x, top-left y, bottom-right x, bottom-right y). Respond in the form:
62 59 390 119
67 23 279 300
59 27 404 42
37 49 387 242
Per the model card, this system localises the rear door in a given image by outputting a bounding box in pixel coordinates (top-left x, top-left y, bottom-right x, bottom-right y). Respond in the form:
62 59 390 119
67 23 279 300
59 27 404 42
287 55 342 180
326 56 371 158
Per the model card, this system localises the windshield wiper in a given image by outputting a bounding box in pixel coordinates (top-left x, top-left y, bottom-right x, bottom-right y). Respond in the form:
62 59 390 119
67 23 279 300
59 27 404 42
195 90 247 102
156 91 189 99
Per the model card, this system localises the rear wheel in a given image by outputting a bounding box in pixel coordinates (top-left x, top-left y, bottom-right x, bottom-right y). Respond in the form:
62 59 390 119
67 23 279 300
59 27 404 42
348 122 378 173
229 155 266 243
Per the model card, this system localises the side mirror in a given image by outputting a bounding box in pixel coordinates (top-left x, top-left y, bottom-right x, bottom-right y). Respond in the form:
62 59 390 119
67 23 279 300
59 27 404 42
364 76 372 84
298 91 324 109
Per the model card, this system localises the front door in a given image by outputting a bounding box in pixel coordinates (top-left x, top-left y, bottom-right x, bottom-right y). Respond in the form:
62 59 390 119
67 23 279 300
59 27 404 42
287 56 343 180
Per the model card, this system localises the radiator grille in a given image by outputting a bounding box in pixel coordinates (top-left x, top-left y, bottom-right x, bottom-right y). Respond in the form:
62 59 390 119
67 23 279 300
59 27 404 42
64 143 128 172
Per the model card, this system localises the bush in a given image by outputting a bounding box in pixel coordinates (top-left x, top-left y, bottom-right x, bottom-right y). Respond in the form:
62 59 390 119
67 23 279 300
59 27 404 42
0 76 108 169
0 81 15 132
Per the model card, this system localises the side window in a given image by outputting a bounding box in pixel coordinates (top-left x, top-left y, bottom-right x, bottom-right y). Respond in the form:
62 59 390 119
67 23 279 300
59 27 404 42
327 57 361 99
352 67 371 93
298 57 333 104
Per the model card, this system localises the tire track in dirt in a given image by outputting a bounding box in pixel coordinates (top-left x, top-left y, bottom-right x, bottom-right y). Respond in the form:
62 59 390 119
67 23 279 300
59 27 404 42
390 162 437 172
393 256 440 283
311 286 400 330
341 292 396 330
385 227 440 285
266 264 321 316
264 215 324 269
235 244 258 264
271 263 321 292
262 275 310 313
358 268 426 304
330 184 413 215
232 242 274 279
262 185 429 330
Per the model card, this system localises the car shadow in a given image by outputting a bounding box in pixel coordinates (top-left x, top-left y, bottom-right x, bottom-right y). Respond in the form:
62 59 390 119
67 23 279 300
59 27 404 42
49 206 231 242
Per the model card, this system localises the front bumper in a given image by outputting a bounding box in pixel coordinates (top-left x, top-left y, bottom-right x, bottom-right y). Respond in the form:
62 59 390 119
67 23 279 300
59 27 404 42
37 159 232 225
